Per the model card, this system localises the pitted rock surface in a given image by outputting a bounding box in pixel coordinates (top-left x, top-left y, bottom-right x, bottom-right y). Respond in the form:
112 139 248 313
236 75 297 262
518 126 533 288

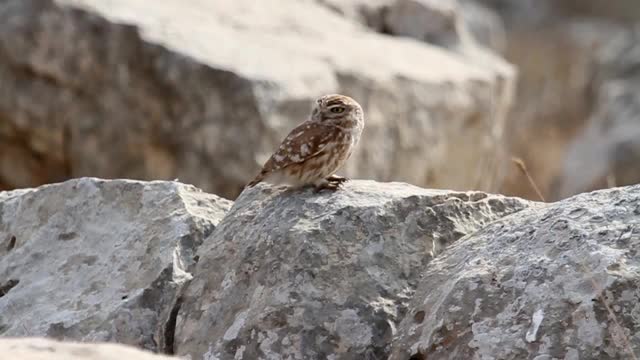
0 178 231 352
390 185 640 359
174 180 533 359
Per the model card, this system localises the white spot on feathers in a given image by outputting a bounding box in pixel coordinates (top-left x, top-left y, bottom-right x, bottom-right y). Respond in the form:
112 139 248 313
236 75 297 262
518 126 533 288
300 144 310 156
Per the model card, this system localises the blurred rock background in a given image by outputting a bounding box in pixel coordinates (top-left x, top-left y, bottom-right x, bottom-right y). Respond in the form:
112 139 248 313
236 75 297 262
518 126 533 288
0 0 639 200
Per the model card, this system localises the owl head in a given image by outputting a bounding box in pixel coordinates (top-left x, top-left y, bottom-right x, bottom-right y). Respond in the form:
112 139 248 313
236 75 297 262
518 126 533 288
310 94 364 124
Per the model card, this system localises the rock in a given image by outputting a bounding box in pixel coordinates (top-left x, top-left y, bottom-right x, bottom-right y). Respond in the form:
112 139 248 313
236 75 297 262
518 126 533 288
481 12 626 200
390 185 640 359
317 0 507 53
174 180 533 359
555 27 640 198
472 0 638 201
385 0 464 48
383 0 512 83
316 0 393 32
474 0 556 27
504 20 625 201
1 0 515 198
557 0 640 23
0 178 232 352
0 337 178 360
459 0 507 53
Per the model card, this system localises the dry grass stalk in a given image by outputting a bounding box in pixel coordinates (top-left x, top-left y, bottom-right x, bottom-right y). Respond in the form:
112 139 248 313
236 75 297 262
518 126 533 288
511 157 546 202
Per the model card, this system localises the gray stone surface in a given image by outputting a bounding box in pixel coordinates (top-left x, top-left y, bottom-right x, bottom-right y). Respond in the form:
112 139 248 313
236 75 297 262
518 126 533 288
384 0 511 86
556 27 640 198
459 0 506 52
0 337 178 360
174 180 533 359
317 0 507 53
0 178 232 352
386 0 466 49
316 0 393 32
390 185 640 359
0 0 514 198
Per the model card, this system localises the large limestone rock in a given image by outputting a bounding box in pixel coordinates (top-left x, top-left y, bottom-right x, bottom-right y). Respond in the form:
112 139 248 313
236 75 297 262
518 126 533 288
390 185 640 359
555 28 640 198
317 0 507 53
0 0 514 198
0 337 178 360
0 178 231 352
316 0 393 32
174 180 533 359
383 0 512 91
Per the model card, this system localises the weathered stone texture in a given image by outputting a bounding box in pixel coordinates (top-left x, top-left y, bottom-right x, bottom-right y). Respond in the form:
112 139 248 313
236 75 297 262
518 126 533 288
0 0 514 198
174 180 533 359
391 185 640 359
0 178 231 352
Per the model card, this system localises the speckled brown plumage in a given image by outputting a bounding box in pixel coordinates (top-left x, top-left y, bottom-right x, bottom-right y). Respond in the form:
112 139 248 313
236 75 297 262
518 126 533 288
247 94 365 191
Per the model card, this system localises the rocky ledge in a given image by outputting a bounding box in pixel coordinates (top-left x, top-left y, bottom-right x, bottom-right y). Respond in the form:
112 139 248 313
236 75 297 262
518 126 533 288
1 178 639 359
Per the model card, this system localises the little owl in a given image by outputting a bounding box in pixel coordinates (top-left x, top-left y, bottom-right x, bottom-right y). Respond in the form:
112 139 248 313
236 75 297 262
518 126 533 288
246 94 364 192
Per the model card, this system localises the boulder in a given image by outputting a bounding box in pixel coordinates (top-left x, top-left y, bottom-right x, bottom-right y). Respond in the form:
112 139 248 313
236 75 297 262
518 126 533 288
383 0 512 87
0 337 178 360
555 27 640 198
390 185 640 359
0 178 232 352
459 0 507 53
317 0 507 53
1 0 515 198
316 0 393 32
174 180 533 359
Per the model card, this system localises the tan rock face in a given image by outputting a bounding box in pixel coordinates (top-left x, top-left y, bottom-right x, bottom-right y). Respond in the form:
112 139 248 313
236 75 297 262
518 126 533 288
469 0 634 201
0 178 231 352
499 20 625 201
555 28 640 198
0 0 514 199
174 180 532 359
0 337 178 360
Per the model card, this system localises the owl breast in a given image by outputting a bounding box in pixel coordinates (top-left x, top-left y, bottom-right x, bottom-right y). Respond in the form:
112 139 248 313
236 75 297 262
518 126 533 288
281 127 356 186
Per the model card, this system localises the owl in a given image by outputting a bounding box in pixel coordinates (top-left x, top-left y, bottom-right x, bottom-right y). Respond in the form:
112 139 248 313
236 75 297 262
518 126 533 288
246 94 365 192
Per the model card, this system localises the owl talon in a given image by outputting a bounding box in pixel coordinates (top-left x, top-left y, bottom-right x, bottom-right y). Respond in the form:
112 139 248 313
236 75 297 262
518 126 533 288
313 182 340 193
326 174 349 184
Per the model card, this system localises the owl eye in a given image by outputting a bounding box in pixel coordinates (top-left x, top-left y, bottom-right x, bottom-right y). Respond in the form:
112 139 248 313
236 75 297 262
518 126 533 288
329 106 345 114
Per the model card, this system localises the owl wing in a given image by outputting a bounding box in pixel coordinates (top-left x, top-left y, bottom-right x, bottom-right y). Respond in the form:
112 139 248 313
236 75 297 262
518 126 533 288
247 121 334 186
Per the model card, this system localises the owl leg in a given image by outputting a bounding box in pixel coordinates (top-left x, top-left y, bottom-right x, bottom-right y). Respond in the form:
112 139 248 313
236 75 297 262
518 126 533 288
313 182 340 193
326 174 349 185
312 176 347 193
311 178 338 193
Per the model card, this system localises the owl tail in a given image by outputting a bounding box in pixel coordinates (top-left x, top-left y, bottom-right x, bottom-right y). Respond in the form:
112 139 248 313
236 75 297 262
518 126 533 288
245 172 265 188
